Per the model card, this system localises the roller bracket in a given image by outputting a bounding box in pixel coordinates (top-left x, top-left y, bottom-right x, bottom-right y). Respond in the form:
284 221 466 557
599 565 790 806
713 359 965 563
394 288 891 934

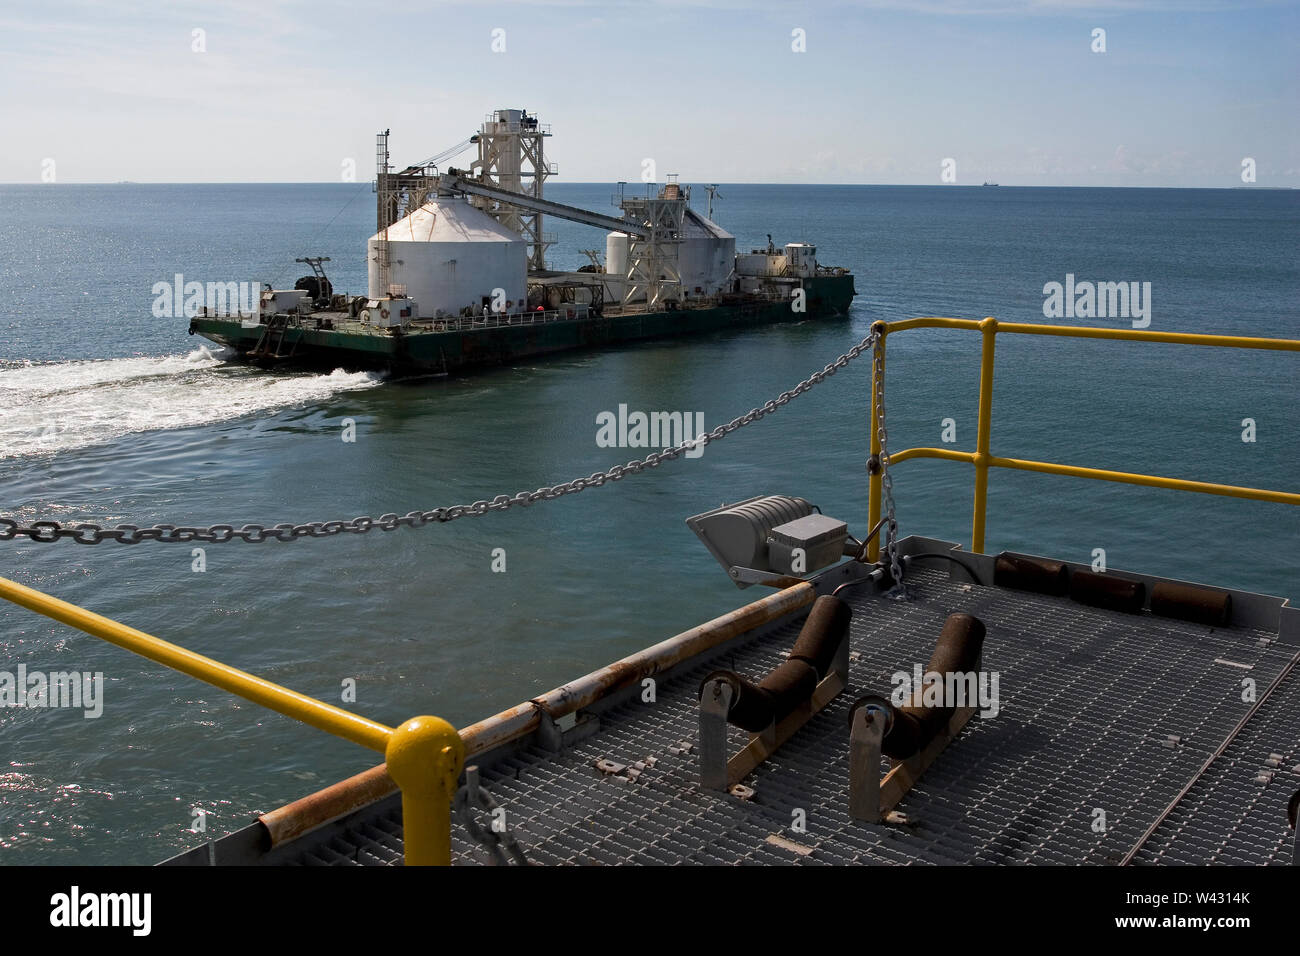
849 705 884 823
697 598 851 791
850 702 977 825
698 679 734 791
849 614 986 823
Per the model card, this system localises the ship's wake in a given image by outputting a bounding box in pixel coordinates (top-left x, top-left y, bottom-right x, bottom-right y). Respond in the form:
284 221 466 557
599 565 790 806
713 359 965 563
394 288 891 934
0 347 383 459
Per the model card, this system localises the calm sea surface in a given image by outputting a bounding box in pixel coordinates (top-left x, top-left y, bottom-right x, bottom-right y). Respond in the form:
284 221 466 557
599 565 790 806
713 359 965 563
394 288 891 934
0 183 1296 863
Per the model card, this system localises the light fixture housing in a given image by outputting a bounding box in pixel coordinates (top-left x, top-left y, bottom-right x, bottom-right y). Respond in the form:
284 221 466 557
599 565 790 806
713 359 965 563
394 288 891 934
686 495 850 588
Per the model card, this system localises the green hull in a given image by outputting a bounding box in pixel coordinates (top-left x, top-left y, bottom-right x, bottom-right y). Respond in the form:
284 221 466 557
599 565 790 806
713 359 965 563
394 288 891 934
189 274 855 375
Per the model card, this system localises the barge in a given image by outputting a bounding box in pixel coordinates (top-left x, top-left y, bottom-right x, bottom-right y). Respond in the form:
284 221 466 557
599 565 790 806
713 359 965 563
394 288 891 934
188 109 856 375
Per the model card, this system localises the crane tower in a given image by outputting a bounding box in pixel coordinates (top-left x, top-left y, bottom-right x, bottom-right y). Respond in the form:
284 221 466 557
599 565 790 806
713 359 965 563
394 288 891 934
467 110 555 271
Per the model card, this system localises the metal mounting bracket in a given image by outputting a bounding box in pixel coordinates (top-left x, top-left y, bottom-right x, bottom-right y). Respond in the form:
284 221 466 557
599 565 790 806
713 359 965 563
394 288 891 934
698 631 850 791
537 708 599 753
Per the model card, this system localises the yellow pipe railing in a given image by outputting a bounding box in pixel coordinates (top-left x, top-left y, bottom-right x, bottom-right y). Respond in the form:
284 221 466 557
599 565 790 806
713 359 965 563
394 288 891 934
867 318 1300 558
971 317 998 558
0 573 462 866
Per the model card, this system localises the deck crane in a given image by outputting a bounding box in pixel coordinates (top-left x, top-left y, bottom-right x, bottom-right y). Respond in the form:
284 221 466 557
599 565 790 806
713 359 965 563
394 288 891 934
398 136 478 176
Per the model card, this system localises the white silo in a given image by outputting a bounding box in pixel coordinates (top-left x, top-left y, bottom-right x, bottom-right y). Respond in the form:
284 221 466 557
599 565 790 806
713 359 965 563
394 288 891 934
605 209 734 301
605 231 629 278
367 196 527 317
679 209 735 296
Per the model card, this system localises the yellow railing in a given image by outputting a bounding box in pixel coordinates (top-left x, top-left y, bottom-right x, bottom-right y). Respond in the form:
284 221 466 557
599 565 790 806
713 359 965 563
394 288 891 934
0 574 463 866
867 317 1300 561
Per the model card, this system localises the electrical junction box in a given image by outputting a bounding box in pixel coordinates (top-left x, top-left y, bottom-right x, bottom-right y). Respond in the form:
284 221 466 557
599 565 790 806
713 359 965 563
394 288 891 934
361 297 419 328
766 513 848 575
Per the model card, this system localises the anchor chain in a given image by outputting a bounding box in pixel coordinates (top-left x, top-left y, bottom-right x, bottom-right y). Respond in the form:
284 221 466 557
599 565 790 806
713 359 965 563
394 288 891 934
0 330 900 557
871 335 907 596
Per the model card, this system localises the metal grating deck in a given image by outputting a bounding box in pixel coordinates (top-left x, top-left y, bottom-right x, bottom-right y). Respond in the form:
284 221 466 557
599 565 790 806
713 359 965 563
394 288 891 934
269 567 1300 866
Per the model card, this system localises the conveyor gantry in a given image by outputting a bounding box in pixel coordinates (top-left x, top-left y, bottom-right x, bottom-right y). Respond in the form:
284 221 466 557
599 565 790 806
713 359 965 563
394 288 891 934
438 171 650 239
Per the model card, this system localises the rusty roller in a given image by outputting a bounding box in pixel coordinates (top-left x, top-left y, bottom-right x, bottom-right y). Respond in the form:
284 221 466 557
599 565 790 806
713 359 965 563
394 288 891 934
1069 569 1145 614
699 660 818 733
1149 580 1232 627
699 671 771 731
789 594 852 679
994 552 1069 596
849 612 986 760
758 660 819 720
699 594 850 732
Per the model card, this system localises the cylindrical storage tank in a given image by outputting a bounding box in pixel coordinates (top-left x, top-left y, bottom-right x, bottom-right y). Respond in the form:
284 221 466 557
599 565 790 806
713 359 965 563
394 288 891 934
605 231 629 278
367 197 527 316
678 209 735 295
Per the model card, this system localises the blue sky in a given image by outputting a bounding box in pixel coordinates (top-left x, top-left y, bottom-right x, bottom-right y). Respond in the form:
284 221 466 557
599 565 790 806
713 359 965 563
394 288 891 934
1 0 1296 185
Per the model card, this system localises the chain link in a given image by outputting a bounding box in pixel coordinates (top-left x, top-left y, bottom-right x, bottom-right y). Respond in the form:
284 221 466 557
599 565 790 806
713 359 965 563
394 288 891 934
872 337 907 596
0 331 894 549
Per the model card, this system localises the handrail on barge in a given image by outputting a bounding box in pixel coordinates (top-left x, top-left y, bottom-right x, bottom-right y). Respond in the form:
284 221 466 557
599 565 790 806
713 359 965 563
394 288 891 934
866 318 1300 562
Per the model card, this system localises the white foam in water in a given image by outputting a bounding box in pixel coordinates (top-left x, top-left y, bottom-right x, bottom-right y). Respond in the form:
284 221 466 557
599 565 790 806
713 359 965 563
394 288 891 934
0 347 383 459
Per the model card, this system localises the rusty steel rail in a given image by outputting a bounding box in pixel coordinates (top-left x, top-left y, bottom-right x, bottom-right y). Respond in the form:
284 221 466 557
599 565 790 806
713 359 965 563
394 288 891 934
259 581 817 846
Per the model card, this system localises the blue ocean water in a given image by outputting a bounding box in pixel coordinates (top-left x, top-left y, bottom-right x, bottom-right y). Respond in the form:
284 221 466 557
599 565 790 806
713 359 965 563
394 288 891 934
0 183 1296 864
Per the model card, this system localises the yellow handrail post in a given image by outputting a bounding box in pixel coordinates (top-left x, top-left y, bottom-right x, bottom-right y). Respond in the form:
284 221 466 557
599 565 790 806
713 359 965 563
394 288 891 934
385 715 465 866
971 317 998 554
867 321 887 562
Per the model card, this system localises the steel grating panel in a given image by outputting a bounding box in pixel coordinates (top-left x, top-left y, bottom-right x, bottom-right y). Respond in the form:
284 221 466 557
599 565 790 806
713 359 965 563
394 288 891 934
1128 657 1300 866
273 568 1298 865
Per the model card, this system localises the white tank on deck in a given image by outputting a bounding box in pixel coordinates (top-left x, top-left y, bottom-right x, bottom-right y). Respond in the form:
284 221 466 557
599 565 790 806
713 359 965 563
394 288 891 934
605 209 734 297
605 231 629 278
367 197 527 317
679 209 735 296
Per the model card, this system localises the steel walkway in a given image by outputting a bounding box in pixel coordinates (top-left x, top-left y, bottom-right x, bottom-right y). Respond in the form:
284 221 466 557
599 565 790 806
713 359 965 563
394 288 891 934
255 563 1298 866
